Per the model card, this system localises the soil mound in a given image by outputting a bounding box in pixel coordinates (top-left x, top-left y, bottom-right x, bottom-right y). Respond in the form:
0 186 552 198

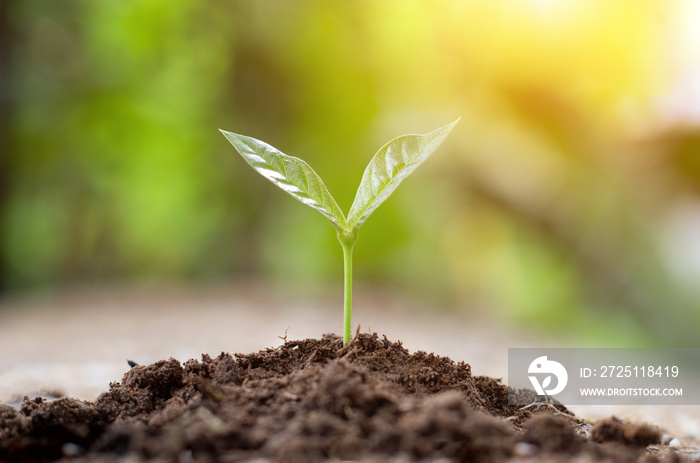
0 333 682 462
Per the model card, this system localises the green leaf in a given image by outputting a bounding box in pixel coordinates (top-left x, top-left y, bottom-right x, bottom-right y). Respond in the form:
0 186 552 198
220 130 347 230
346 118 459 232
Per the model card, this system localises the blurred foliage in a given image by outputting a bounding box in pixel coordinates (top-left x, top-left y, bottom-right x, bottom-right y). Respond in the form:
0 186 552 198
1 0 700 345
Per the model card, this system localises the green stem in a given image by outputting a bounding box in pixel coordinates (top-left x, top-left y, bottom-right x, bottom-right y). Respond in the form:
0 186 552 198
338 231 357 345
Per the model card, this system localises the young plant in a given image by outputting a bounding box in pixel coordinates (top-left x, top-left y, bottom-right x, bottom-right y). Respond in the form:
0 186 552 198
220 119 459 344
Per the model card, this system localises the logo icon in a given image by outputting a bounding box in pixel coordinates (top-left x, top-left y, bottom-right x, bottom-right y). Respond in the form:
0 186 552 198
528 356 568 396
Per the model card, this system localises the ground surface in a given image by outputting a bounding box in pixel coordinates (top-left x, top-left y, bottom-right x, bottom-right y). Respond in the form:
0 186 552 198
1 285 699 461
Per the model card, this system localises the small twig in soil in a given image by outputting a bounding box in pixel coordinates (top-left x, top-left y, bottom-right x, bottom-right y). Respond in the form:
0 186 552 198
517 401 569 416
278 327 289 343
305 349 318 367
506 401 570 422
337 324 362 357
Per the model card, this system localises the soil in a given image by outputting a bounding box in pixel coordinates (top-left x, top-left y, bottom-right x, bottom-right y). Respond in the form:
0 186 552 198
0 333 690 462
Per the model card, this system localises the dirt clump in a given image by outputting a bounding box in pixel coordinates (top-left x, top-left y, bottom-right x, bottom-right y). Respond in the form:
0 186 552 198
0 333 686 462
591 415 662 447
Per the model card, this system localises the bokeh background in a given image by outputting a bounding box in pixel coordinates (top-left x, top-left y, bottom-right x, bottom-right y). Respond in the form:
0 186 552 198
2 0 700 347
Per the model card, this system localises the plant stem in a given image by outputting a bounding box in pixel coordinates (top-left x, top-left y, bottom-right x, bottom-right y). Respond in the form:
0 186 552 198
338 231 357 345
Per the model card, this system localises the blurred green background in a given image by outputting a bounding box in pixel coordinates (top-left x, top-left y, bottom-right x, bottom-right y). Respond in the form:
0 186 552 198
1 0 700 346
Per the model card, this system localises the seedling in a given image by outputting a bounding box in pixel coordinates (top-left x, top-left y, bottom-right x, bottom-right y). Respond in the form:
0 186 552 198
220 119 459 344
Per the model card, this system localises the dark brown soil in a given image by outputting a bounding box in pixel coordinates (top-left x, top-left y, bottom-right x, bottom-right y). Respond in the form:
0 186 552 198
0 333 686 462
